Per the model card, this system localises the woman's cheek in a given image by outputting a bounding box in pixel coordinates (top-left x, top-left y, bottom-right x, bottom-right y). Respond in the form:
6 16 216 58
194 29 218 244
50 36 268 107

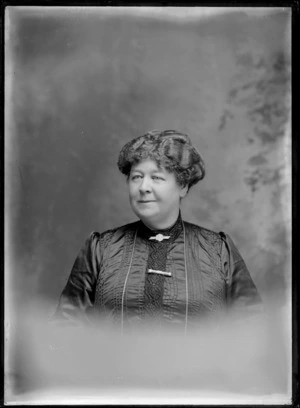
129 184 137 197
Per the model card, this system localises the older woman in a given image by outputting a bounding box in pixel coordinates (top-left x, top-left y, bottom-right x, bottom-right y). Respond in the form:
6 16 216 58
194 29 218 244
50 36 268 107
53 129 262 332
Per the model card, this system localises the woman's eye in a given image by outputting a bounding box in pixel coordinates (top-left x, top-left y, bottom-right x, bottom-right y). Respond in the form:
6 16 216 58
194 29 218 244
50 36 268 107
152 176 164 180
131 175 142 180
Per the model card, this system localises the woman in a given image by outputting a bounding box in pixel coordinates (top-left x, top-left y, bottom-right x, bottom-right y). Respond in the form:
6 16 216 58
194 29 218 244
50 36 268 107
53 129 262 333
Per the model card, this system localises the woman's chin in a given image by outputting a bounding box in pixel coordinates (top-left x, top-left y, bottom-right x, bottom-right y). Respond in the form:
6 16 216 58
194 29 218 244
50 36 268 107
136 211 157 223
131 208 158 225
132 205 157 218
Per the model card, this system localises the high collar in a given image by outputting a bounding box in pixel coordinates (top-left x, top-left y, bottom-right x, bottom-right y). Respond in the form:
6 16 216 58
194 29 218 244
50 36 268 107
138 212 183 242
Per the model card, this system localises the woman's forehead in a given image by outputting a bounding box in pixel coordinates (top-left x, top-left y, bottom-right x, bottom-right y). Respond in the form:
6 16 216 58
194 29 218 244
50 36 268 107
131 158 165 173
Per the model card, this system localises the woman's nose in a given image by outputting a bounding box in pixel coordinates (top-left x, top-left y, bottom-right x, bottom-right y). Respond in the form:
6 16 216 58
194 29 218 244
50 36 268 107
139 177 152 193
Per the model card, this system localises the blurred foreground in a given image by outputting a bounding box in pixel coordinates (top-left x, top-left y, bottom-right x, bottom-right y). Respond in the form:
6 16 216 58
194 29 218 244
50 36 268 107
5 301 291 405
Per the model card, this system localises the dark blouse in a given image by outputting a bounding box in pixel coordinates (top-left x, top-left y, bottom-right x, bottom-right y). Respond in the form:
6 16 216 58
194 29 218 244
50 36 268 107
54 216 262 331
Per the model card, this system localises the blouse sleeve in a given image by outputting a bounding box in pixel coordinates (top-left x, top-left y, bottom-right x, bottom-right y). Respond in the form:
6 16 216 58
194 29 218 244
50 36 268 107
220 232 263 316
51 232 102 326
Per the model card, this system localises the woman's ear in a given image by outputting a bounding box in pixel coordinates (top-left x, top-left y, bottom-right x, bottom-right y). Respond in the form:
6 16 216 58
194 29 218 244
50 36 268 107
179 184 188 198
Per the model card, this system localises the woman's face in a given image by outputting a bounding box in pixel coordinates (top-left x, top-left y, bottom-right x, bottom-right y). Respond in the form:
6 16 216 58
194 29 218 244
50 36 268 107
128 158 188 229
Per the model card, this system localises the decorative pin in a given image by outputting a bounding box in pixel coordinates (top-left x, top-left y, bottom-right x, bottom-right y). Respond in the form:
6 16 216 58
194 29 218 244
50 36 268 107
149 234 171 242
148 269 172 277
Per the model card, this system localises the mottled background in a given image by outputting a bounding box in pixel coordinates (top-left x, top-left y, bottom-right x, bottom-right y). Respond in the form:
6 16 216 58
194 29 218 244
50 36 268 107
5 7 291 317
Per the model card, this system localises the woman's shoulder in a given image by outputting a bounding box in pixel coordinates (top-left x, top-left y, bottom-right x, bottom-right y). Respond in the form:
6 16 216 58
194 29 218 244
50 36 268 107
183 220 225 242
88 220 140 243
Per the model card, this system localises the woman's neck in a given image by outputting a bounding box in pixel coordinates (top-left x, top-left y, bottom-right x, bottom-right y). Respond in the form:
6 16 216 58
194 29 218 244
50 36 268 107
141 211 181 231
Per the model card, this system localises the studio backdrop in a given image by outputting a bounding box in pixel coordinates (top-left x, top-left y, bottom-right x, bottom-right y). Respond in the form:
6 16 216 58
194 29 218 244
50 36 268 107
5 7 291 328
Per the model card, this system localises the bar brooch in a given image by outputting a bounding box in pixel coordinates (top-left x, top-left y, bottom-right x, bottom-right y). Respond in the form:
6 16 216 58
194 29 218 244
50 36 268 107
147 269 172 277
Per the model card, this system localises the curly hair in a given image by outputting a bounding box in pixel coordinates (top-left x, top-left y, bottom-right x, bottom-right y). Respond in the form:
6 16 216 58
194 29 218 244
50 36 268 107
117 129 205 189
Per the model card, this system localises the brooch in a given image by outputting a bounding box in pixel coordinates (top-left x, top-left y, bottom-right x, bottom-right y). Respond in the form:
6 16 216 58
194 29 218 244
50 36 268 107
149 234 170 242
148 269 172 277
